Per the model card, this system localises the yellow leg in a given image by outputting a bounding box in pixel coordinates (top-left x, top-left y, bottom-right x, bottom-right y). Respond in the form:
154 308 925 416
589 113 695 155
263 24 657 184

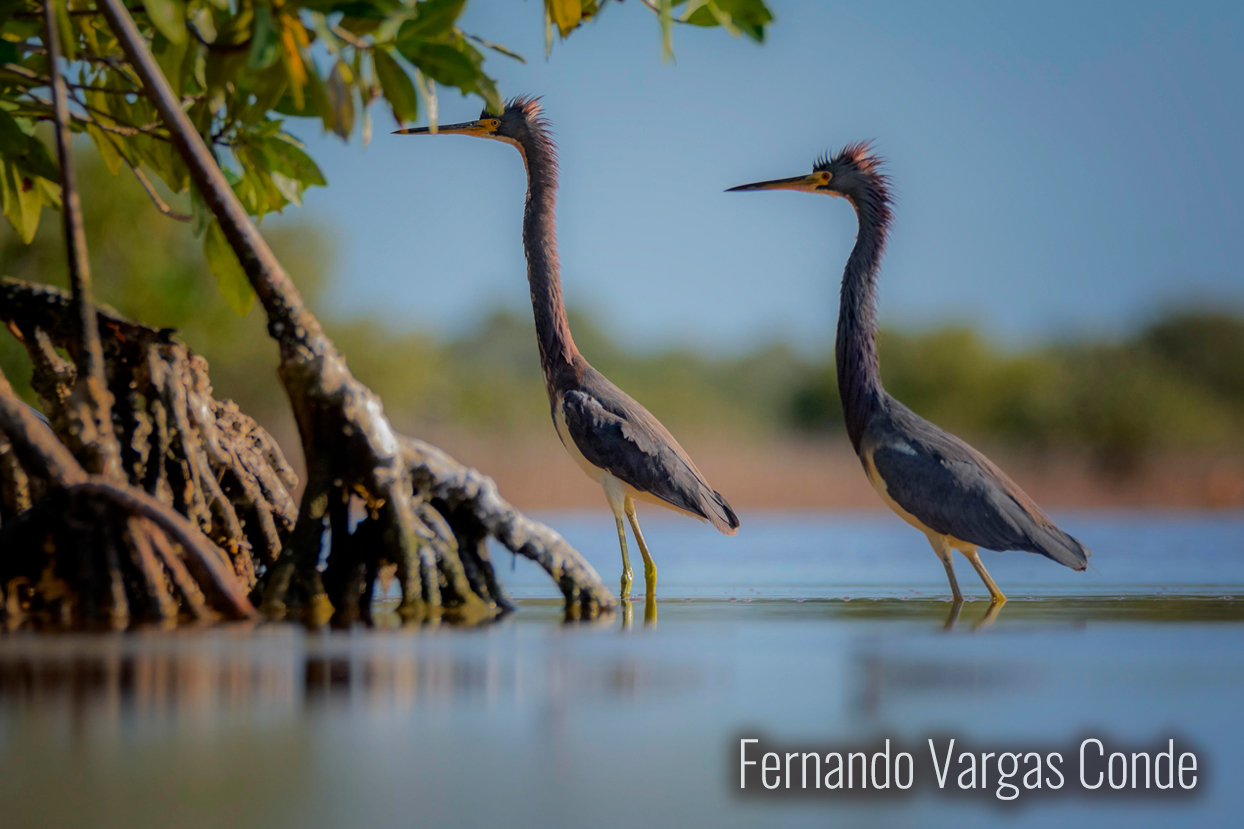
927 535 963 602
625 498 657 595
615 515 633 601
643 590 657 627
961 548 1007 604
974 599 1005 631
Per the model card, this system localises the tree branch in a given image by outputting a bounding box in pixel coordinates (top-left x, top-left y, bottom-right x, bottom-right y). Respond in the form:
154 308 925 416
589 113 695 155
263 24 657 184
127 162 193 221
100 0 312 337
43 0 123 480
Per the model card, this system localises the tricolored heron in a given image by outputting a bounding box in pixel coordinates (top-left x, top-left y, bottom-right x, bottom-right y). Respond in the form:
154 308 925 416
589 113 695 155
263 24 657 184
728 143 1089 605
397 97 739 605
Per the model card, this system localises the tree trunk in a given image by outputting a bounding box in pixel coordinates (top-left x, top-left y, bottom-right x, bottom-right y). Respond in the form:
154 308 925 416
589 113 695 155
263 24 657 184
97 0 614 623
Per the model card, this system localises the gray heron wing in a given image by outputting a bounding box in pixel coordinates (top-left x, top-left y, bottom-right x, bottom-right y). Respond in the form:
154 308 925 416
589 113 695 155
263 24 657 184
871 405 1089 569
560 377 738 534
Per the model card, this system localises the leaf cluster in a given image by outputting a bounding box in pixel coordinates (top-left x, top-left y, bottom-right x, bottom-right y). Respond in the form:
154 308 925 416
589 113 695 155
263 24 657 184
0 0 771 312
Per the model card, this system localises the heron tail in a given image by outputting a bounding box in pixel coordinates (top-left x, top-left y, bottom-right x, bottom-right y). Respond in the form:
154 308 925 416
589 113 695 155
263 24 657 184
702 487 740 536
1030 523 1091 571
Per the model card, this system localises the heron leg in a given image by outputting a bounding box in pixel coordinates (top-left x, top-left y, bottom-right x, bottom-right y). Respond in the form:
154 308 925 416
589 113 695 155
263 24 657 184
615 514 633 601
927 534 964 603
961 547 1007 604
624 498 657 595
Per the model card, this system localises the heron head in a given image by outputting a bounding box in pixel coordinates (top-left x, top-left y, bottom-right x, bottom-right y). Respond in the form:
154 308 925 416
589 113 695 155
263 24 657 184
727 141 885 200
393 95 548 149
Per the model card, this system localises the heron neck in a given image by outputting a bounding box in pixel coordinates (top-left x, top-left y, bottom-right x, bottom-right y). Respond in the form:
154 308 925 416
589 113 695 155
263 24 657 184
518 133 580 382
836 189 889 451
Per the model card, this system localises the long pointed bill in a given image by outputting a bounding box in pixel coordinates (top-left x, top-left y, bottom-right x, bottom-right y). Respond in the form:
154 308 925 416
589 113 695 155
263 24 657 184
726 172 827 193
393 119 493 137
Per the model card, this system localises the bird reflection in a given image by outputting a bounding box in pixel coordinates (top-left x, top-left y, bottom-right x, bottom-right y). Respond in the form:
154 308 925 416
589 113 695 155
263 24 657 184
940 598 1006 631
619 593 658 630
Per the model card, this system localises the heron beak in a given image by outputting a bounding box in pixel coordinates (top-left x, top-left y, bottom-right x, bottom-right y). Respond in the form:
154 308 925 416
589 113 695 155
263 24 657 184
393 119 492 137
726 173 825 193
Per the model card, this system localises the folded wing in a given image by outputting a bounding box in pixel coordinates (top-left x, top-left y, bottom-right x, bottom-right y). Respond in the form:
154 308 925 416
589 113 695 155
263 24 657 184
560 373 739 535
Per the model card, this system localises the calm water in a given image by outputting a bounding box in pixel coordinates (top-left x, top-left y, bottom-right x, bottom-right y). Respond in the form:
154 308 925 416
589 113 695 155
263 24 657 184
1 511 1242 828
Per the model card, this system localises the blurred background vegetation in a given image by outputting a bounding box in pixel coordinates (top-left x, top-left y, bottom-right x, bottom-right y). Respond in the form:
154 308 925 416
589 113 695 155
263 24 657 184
3 147 1243 490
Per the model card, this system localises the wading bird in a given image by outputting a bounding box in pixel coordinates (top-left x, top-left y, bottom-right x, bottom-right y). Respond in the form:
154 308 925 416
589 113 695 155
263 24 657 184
728 144 1089 604
397 97 739 604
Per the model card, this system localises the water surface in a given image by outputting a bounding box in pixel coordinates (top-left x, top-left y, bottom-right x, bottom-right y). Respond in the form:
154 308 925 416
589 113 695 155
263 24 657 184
1 511 1241 828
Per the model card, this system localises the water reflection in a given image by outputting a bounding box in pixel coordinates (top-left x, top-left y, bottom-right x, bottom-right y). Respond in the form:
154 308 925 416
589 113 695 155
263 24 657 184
0 627 712 722
0 594 1242 828
0 596 1238 723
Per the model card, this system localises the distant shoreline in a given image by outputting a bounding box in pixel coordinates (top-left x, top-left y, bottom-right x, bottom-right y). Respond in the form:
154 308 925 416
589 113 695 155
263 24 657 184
260 417 1244 511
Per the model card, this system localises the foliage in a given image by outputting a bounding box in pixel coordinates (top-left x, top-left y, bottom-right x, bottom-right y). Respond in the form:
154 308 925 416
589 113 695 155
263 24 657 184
1141 312 1244 408
0 147 327 427
789 323 1244 471
0 0 773 310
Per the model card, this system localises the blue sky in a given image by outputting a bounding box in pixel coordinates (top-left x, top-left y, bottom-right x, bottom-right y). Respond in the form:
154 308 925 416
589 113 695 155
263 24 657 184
283 0 1244 355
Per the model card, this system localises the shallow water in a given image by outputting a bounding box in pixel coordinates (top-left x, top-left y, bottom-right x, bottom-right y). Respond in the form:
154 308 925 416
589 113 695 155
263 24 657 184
1 511 1242 828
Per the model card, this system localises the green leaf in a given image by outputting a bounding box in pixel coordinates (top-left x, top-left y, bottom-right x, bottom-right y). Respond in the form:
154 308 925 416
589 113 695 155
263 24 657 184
248 6 282 71
401 0 466 41
306 57 334 133
395 40 476 88
1 161 43 243
35 176 60 210
372 48 419 124
547 0 581 38
153 32 189 97
325 60 354 139
473 70 502 115
338 14 382 36
53 0 76 60
682 0 772 41
144 0 188 45
260 134 326 187
657 0 673 61
85 123 124 176
0 110 58 181
0 0 24 28
190 185 210 237
204 219 255 315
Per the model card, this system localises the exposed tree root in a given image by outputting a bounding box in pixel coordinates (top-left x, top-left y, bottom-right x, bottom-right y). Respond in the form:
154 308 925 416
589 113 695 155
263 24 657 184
0 280 615 625
0 366 255 628
1 279 298 587
404 438 611 619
